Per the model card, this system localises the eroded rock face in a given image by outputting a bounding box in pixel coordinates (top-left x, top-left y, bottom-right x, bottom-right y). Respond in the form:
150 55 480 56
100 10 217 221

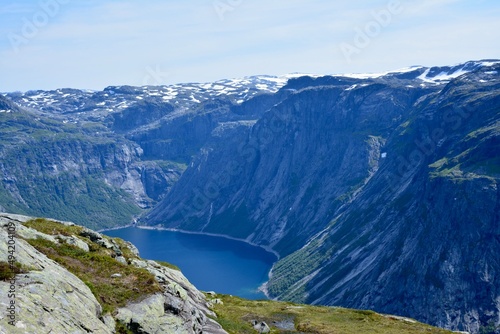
116 259 227 334
143 63 500 333
0 214 109 334
0 213 227 334
263 68 500 334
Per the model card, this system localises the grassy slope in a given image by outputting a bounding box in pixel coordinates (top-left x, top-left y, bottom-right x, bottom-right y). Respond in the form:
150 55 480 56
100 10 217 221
22 219 163 314
212 294 454 334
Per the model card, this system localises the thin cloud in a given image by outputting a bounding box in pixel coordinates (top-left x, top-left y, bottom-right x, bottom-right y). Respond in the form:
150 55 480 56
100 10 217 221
0 0 499 91
402 0 464 16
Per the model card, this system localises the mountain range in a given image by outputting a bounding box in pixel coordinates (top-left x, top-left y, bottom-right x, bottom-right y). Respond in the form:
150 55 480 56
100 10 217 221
1 60 499 333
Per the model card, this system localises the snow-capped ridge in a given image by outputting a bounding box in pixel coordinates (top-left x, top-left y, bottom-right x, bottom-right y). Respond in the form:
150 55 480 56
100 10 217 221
336 60 499 84
4 60 498 125
340 65 424 80
417 59 500 84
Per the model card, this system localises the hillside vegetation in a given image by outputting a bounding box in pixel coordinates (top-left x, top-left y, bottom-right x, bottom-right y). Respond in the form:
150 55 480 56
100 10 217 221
212 294 454 334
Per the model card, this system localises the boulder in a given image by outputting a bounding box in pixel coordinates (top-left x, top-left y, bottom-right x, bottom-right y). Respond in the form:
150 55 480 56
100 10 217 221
124 241 140 257
0 218 110 333
210 298 224 305
116 294 189 333
115 256 127 264
79 227 103 242
252 320 271 333
57 234 90 252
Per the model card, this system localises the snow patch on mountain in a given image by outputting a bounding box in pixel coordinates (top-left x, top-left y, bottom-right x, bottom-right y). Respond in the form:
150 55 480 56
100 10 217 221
416 60 500 84
4 75 300 124
341 66 424 79
3 60 498 125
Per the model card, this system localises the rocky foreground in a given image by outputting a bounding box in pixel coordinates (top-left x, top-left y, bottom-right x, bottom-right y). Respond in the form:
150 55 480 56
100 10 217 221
0 213 227 334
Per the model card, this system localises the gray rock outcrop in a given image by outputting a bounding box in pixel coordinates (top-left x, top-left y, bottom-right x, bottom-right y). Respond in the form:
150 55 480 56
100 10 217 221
0 214 110 334
0 213 227 334
116 259 227 334
252 320 271 333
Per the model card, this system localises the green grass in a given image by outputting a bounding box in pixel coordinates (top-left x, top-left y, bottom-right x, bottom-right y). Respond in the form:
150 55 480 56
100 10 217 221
466 122 499 140
24 218 84 236
154 260 180 271
22 218 164 314
0 261 29 281
25 237 161 314
429 162 463 179
428 158 448 169
211 294 455 334
152 159 188 171
115 321 135 334
267 235 332 301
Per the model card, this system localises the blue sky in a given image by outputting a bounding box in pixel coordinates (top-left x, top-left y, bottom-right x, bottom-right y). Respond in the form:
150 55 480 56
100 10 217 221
0 0 499 92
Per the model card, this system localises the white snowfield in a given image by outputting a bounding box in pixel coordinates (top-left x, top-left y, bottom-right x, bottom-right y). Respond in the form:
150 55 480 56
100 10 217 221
2 60 498 125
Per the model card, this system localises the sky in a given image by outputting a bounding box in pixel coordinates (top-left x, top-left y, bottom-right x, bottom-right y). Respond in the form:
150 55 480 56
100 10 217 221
0 0 499 92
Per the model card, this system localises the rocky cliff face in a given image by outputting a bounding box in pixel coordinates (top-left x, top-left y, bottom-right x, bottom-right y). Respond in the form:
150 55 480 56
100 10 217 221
143 62 500 333
267 67 500 334
143 79 431 255
0 96 182 229
0 213 227 334
0 76 293 229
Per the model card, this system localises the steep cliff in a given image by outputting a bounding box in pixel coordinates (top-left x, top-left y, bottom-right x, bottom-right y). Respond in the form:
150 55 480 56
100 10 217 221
144 79 435 255
0 100 171 229
266 67 500 334
143 62 500 333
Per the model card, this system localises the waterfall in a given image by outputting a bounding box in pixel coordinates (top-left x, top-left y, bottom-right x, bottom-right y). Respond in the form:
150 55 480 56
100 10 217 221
201 203 213 232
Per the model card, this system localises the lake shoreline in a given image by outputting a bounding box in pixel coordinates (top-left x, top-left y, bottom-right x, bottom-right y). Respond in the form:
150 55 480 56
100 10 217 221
98 224 134 233
102 224 279 300
136 225 281 260
138 226 280 300
257 264 276 300
99 225 280 261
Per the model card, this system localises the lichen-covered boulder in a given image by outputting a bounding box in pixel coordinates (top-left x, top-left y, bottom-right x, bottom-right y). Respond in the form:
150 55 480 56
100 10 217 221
57 234 90 252
0 216 111 334
116 294 190 333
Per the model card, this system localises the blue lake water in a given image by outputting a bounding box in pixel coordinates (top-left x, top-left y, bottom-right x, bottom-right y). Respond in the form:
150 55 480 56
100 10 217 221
103 227 277 300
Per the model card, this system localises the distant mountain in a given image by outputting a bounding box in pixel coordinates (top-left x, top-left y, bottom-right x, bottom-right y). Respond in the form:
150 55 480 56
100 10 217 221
1 60 499 333
0 75 297 228
4 74 303 122
143 60 500 334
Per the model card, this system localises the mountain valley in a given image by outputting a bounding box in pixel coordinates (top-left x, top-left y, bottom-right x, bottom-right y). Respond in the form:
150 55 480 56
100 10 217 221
1 60 499 333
